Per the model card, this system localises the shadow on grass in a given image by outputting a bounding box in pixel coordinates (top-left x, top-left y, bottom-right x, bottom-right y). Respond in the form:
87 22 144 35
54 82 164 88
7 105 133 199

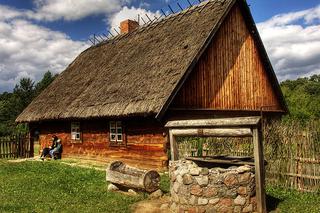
266 194 282 212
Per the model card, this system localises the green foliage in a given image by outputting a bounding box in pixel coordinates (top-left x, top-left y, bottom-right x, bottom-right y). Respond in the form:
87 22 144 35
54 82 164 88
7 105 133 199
266 186 320 213
13 77 35 113
0 71 57 136
281 74 320 121
0 160 143 213
35 71 57 96
160 174 170 193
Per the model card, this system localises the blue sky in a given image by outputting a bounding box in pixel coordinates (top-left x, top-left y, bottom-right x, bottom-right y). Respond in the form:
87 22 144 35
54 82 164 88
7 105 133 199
0 0 320 92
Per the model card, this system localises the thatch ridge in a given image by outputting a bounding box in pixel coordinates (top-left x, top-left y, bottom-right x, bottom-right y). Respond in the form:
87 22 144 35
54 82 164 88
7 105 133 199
16 0 235 122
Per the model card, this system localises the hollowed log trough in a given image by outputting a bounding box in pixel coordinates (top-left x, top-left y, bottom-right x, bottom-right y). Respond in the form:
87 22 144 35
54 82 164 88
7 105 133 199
106 161 160 193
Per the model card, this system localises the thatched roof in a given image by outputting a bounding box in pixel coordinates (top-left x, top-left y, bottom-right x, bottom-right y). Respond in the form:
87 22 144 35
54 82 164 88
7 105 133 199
17 0 242 122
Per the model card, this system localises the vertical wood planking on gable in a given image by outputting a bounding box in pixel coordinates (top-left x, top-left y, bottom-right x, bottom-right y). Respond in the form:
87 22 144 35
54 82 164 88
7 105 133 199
171 4 283 112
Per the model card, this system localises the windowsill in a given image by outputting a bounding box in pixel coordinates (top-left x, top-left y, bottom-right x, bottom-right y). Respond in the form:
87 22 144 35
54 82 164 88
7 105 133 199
71 139 82 143
109 143 126 147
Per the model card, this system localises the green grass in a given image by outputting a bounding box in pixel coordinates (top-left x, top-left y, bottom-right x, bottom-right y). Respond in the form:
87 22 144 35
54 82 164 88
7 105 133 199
0 160 144 213
160 174 170 193
266 186 320 213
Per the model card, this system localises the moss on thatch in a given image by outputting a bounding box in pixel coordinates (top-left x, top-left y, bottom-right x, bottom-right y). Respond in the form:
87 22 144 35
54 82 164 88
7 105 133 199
16 0 235 122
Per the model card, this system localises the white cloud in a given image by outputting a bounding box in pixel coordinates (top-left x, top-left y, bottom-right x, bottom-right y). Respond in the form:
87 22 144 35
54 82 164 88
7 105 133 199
257 5 320 80
0 5 24 21
0 6 89 92
139 2 151 9
109 6 161 33
27 0 130 21
0 0 132 22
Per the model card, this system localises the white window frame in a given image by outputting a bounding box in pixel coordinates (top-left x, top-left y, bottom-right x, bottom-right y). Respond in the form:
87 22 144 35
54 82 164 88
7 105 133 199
71 122 81 141
109 121 123 144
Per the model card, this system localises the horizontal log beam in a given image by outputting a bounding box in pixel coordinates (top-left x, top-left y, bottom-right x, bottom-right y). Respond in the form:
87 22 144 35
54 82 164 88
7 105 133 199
165 117 261 128
268 172 320 180
270 157 320 164
170 128 252 137
186 156 255 166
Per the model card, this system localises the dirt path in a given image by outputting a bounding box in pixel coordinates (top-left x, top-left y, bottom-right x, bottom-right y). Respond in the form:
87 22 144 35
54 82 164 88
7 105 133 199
132 195 171 213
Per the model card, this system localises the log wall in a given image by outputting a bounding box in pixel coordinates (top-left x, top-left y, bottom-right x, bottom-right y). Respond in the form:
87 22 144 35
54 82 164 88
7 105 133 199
171 4 284 112
33 118 168 170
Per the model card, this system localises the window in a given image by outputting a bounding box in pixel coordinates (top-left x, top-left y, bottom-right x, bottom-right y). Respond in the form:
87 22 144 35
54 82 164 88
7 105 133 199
110 121 123 144
71 122 81 141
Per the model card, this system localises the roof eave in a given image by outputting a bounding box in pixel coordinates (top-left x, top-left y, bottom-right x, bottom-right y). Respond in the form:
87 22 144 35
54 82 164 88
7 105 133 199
15 111 157 123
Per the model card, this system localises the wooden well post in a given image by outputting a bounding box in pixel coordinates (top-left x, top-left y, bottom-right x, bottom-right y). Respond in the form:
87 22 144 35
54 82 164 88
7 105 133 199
165 116 267 213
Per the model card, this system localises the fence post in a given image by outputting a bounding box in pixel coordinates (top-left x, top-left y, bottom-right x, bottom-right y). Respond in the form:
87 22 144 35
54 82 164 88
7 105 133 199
15 135 18 158
0 138 2 158
296 137 302 190
29 132 34 158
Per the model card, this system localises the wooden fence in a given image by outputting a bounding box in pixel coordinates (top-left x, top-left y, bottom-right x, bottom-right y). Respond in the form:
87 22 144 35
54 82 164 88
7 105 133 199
0 134 33 159
264 120 320 192
176 119 320 192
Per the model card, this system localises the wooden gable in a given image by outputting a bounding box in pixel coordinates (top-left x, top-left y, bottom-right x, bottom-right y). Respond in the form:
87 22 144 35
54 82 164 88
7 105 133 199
171 4 286 112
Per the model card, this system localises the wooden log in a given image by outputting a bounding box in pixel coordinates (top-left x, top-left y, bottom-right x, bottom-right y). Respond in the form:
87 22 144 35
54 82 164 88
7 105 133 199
106 161 160 192
268 172 320 180
253 127 266 213
6 140 8 158
186 156 256 166
170 128 252 137
0 140 1 158
165 117 261 128
169 130 179 161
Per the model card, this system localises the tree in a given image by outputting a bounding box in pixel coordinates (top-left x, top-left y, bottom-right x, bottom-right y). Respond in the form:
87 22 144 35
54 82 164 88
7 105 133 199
13 78 35 113
0 71 58 136
35 71 57 96
281 74 320 121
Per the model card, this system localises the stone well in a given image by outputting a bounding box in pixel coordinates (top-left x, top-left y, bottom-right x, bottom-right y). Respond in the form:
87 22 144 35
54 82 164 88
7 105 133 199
169 160 257 213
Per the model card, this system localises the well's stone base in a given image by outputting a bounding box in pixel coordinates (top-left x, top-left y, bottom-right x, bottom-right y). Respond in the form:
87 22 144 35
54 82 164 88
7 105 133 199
169 160 257 213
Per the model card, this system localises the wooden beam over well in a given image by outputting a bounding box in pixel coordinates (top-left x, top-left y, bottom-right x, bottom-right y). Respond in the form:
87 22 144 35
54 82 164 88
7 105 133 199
170 128 252 137
165 116 261 128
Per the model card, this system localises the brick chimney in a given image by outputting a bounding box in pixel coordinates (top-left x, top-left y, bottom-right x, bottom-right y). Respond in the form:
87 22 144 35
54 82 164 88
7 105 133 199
120 19 139 34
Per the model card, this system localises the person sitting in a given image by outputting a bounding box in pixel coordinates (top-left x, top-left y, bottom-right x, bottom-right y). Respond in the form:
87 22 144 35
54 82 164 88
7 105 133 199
40 135 62 160
49 138 62 160
40 135 58 160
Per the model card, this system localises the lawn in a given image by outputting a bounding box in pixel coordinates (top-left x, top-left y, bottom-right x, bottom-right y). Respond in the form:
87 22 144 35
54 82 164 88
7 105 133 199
266 187 320 213
1 160 320 213
0 160 144 213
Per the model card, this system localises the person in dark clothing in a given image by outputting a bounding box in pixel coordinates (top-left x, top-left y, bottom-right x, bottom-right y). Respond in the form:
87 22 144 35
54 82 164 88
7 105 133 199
40 135 62 160
49 138 62 160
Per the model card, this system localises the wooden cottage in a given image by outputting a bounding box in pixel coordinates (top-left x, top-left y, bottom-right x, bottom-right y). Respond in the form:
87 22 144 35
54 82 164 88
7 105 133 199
16 0 287 170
